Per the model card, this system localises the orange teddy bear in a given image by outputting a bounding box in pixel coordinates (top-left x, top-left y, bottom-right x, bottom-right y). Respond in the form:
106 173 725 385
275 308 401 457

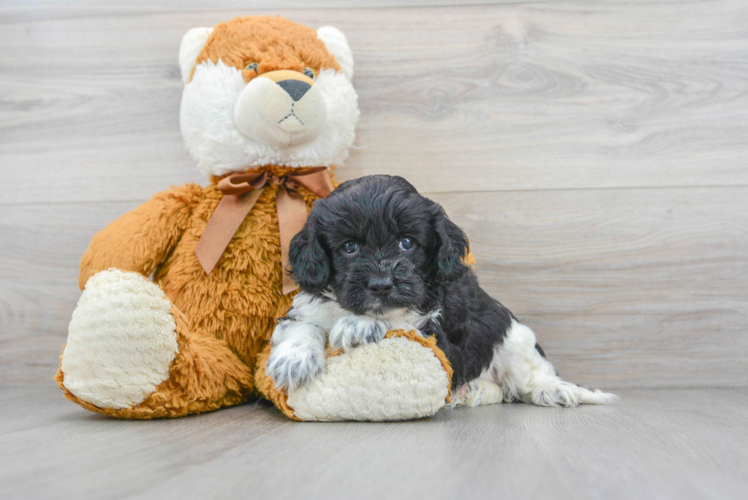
55 15 454 421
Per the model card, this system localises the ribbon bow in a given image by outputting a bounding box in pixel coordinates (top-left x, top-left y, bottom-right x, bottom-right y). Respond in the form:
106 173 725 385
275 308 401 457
195 167 334 294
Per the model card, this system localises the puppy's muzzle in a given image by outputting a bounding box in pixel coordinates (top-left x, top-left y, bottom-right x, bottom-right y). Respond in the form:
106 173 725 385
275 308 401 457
367 276 394 296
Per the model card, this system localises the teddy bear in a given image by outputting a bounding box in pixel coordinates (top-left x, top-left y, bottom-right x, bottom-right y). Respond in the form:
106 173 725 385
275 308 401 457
54 15 455 421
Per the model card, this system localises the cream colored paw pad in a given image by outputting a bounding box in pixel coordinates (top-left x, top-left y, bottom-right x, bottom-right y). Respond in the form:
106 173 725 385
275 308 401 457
61 269 178 409
287 336 450 421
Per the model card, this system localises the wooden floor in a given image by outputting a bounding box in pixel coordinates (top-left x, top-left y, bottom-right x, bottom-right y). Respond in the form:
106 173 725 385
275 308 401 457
1 386 747 500
2 0 748 498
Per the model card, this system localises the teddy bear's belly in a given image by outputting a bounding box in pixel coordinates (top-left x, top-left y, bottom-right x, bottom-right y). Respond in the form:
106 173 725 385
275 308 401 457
154 189 298 368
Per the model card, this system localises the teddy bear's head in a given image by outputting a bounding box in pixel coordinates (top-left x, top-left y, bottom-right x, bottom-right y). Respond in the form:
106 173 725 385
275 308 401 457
179 16 359 177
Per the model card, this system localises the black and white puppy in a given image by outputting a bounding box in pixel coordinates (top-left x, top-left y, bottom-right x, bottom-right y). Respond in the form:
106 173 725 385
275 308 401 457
266 175 615 407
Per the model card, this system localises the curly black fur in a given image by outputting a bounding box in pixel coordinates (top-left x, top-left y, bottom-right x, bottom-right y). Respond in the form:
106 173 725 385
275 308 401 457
289 175 535 389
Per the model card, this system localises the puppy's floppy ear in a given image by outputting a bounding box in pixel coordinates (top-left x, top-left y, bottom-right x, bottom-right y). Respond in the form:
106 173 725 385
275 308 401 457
433 206 470 282
289 215 331 293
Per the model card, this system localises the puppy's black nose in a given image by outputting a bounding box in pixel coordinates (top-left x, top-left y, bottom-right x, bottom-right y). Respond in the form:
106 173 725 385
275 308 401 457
277 79 311 102
367 277 393 296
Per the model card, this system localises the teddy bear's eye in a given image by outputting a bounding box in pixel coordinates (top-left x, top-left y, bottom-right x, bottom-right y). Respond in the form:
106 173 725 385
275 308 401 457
303 67 315 80
245 62 258 73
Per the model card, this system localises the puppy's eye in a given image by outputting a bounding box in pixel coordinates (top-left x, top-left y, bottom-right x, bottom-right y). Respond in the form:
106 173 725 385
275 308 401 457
399 237 414 251
245 62 259 73
343 242 358 255
303 67 316 79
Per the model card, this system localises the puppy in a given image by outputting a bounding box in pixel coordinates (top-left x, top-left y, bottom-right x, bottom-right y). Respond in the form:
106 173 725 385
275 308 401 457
266 175 616 407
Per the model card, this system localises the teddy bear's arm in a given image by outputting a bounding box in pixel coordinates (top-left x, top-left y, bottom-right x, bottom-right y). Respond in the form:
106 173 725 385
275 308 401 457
78 184 203 289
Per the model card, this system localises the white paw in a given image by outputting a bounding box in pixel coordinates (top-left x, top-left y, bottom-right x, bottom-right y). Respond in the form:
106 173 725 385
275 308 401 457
61 269 178 409
450 379 504 408
531 381 617 407
329 315 387 350
531 382 582 407
267 322 326 390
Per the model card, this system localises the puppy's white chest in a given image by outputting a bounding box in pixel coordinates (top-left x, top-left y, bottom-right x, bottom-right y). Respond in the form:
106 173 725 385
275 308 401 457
289 292 433 336
376 311 423 334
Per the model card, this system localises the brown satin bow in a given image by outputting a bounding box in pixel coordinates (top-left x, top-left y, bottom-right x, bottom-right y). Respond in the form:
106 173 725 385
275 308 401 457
195 167 334 295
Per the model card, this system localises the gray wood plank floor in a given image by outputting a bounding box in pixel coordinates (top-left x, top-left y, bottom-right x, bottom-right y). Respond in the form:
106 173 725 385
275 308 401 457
1 386 747 500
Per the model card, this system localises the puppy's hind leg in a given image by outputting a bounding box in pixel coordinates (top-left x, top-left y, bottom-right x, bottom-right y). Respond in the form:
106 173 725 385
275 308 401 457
450 379 504 408
493 321 617 407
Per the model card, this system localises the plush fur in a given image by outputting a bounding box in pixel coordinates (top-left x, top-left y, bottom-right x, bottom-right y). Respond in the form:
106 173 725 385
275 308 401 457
287 333 450 421
61 270 178 409
55 15 358 419
56 167 323 418
180 16 359 177
267 175 616 407
255 329 453 421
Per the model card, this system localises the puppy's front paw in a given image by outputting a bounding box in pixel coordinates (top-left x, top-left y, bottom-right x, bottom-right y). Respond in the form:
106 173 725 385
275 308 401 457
329 315 387 350
266 327 326 390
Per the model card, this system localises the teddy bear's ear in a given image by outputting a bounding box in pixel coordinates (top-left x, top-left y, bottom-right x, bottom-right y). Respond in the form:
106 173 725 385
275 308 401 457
179 27 214 84
317 26 354 80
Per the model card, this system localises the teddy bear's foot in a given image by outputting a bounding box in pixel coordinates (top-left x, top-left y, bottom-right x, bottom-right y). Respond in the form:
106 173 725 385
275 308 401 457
256 330 453 421
59 269 178 409
56 269 253 419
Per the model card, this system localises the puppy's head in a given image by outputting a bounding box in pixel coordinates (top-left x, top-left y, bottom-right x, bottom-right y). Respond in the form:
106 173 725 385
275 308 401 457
289 175 469 315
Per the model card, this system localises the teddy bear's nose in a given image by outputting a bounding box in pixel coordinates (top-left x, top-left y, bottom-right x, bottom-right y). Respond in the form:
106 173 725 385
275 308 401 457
277 79 311 102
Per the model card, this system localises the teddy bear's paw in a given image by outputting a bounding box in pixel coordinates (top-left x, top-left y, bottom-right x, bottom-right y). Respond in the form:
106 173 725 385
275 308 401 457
329 314 387 350
60 269 178 410
287 335 450 421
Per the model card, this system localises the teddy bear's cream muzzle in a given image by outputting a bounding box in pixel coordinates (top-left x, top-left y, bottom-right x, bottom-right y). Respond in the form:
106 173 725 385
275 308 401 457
234 69 327 148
